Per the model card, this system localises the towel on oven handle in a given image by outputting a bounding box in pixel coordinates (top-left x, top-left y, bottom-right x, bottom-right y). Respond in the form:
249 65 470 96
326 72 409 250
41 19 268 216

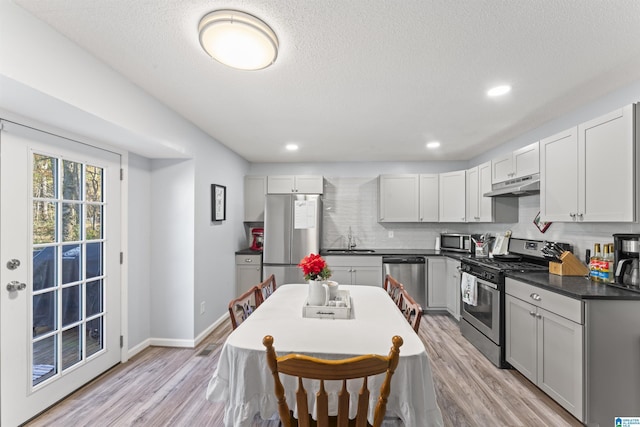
461 272 477 306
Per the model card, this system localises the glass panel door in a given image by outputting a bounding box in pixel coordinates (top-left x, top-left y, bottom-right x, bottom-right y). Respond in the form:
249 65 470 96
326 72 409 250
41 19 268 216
32 155 107 386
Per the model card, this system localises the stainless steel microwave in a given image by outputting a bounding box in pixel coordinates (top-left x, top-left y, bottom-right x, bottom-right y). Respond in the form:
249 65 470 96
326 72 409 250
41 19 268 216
440 233 475 253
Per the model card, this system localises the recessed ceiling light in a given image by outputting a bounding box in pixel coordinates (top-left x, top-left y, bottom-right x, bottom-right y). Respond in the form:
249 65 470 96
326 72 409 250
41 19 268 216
426 141 441 149
487 85 512 97
198 10 278 70
285 144 298 151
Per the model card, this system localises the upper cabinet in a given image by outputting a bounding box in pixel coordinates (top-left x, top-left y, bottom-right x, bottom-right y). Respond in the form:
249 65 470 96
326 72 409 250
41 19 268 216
379 174 440 222
267 175 323 194
492 141 540 184
467 162 518 223
244 176 267 221
540 104 636 222
419 174 439 222
378 174 419 222
439 170 466 222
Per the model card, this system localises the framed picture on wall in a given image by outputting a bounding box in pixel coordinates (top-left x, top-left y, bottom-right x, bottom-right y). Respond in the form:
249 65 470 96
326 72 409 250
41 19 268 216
212 184 226 221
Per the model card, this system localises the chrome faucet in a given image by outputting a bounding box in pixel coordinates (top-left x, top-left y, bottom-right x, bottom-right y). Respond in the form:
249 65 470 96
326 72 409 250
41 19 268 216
347 226 356 250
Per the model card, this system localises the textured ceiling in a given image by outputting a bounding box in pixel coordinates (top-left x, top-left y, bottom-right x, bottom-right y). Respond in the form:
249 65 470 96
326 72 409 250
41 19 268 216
14 0 640 162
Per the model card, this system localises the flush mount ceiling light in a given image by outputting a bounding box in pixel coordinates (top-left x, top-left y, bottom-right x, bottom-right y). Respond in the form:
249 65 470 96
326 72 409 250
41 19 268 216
198 10 278 70
285 143 299 151
487 85 512 97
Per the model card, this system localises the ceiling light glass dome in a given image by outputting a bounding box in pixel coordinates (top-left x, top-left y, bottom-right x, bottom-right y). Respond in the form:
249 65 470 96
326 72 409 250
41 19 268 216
199 10 278 71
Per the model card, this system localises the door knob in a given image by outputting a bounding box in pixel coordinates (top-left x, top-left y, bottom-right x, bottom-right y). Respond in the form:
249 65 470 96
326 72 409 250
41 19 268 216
6 281 26 292
6 259 21 270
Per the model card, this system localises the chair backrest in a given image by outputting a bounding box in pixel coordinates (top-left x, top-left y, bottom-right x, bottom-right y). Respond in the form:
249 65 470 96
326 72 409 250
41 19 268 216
228 285 261 330
399 289 423 333
256 274 277 306
263 335 403 427
383 274 404 309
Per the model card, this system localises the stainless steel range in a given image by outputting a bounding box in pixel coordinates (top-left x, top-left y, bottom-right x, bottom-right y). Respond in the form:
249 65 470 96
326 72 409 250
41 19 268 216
459 238 571 368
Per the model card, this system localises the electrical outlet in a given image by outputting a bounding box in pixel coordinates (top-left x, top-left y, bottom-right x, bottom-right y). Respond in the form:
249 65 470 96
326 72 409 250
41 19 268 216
200 301 205 315
388 231 394 238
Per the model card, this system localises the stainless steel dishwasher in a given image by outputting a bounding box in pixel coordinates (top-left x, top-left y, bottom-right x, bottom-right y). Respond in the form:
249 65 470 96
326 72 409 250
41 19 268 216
382 256 426 309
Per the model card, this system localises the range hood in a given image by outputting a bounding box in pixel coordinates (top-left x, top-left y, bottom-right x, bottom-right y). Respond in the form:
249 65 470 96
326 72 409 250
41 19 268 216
484 173 540 197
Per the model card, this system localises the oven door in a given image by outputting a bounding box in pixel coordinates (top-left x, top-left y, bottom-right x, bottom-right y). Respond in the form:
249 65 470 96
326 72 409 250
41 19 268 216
461 277 501 344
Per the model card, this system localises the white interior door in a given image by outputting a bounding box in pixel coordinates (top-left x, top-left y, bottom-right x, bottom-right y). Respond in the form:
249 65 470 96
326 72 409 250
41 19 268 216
1 121 122 426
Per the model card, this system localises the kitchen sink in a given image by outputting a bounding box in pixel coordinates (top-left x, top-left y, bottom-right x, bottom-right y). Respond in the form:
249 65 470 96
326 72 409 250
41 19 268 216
324 249 376 254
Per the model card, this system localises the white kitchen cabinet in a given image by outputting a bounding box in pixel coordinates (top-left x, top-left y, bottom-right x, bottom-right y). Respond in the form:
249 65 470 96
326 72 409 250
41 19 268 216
578 105 635 222
468 162 518 223
267 175 323 194
244 176 266 221
378 175 419 222
426 257 447 309
466 166 479 222
445 257 461 320
492 141 539 184
378 174 439 222
540 127 578 222
235 254 262 298
419 174 439 222
323 256 383 286
438 170 466 222
505 278 583 421
540 104 635 222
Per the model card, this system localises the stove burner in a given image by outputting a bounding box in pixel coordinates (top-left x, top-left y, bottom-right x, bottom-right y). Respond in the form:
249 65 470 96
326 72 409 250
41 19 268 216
463 257 548 272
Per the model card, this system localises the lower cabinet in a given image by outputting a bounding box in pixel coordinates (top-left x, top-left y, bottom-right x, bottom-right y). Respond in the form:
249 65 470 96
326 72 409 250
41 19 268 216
235 254 262 297
427 257 447 309
445 258 461 320
324 256 383 286
505 278 583 421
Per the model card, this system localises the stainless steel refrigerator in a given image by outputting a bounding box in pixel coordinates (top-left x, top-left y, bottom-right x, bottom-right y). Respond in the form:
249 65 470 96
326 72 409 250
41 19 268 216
263 194 322 285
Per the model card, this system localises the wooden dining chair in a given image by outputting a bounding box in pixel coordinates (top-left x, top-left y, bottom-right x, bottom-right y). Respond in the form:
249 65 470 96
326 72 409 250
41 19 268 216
228 285 261 330
383 274 404 309
256 274 277 306
399 289 423 333
263 335 403 427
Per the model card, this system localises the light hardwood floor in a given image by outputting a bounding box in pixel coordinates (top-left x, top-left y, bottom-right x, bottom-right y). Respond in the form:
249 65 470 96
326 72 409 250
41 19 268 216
25 314 582 427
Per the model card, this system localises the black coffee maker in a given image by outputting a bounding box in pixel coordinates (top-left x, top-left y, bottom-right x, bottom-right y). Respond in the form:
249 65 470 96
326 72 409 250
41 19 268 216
613 234 640 288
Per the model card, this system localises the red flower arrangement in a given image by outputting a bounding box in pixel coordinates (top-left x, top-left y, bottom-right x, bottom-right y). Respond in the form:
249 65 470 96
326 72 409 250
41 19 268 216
298 253 332 281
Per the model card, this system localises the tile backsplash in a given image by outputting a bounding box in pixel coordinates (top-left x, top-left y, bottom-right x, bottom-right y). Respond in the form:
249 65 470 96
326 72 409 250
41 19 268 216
322 176 640 258
322 177 456 250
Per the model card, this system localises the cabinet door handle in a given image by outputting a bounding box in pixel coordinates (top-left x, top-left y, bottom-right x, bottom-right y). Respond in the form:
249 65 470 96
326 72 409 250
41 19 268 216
529 311 536 316
569 212 576 219
577 213 583 220
244 258 253 263
536 313 542 319
530 293 541 301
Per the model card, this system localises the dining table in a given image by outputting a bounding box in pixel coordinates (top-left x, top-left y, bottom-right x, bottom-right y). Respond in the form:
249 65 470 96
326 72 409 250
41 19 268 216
206 284 444 427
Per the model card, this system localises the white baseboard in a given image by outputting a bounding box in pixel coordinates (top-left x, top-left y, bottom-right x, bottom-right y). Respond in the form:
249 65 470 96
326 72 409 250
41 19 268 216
128 338 151 359
126 313 228 356
194 313 228 347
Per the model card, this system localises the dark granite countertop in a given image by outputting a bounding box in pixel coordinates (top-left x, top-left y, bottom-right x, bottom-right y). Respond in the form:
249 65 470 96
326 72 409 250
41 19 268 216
235 248 263 255
505 271 640 301
320 248 467 259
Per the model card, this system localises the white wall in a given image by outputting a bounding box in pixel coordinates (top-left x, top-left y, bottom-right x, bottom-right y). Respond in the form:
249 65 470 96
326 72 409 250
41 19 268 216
127 154 151 348
249 161 468 176
193 144 249 335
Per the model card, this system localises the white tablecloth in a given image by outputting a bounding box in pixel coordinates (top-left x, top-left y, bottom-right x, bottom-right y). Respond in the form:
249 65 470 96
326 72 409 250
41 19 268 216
206 284 444 427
